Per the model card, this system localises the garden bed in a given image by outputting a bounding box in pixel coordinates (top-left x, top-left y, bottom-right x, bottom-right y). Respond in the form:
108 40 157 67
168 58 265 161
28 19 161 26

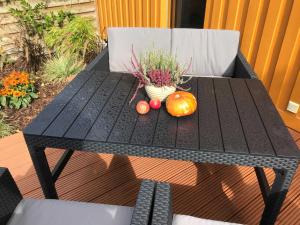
0 0 103 138
0 60 69 132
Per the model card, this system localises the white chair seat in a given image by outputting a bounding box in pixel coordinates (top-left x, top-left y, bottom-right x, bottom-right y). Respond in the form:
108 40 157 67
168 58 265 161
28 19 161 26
7 199 133 225
173 214 242 225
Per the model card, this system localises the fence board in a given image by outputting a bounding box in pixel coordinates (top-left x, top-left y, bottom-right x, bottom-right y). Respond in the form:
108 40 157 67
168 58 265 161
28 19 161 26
204 0 300 132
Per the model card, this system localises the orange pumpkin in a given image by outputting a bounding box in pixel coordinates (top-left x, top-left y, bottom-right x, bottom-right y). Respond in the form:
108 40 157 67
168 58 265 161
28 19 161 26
166 91 197 117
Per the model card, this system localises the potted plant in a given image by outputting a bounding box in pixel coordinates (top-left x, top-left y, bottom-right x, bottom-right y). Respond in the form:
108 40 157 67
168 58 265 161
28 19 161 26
128 47 191 103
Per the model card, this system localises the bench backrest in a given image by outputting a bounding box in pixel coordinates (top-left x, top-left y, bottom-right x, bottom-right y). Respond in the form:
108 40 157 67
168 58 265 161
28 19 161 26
108 28 240 77
108 27 171 73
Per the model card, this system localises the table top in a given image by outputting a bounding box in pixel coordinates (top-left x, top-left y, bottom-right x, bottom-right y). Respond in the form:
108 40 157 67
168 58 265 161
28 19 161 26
24 70 300 163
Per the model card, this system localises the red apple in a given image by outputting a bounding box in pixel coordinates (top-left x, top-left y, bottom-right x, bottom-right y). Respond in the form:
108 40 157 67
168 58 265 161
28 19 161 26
136 100 150 114
149 99 161 110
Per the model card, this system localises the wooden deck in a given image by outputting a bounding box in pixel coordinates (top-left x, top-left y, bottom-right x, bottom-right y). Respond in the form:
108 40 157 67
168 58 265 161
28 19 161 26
0 129 299 225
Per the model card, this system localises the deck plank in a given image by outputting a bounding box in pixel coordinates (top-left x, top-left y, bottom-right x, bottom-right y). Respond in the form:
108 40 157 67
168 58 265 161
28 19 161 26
0 130 299 225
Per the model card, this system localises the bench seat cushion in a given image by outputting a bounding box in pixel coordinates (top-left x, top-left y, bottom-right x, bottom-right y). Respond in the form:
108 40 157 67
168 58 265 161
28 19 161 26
7 199 133 225
108 27 171 72
171 29 240 77
173 214 242 225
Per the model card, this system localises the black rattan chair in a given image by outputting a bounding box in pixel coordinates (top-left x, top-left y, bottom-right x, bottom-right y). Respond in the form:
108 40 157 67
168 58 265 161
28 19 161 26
0 167 155 225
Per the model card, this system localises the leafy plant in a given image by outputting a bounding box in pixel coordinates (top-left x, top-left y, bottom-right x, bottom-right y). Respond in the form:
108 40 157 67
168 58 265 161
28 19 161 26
130 48 191 87
9 0 74 73
45 16 103 62
0 113 14 138
0 71 38 109
43 53 84 83
128 47 192 103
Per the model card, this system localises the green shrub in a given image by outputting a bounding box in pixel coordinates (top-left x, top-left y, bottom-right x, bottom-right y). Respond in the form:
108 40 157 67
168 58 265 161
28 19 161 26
9 0 74 73
0 113 14 138
45 16 103 62
43 53 84 83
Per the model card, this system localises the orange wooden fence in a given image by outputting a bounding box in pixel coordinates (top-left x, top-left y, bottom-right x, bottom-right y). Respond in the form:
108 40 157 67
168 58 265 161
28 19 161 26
204 0 300 131
95 0 172 39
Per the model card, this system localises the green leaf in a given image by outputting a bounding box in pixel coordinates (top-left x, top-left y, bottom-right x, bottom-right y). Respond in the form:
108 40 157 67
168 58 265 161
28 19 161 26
21 101 28 108
22 98 29 104
29 92 38 98
0 96 6 107
15 99 22 109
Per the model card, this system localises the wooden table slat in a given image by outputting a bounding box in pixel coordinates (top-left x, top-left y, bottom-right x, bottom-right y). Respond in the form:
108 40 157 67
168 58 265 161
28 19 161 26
176 78 199 150
153 106 178 148
214 79 248 154
230 79 275 156
108 82 146 144
23 71 92 135
198 78 224 152
65 73 122 139
85 75 135 141
130 106 160 146
246 80 300 158
43 71 108 137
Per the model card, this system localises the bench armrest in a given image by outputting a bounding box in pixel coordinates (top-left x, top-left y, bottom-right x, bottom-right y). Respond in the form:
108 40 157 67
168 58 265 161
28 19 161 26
131 180 156 225
233 51 258 79
85 46 110 72
151 182 173 225
0 168 23 225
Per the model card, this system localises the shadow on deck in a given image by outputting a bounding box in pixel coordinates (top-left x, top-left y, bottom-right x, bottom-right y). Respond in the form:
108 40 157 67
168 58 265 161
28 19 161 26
0 129 299 225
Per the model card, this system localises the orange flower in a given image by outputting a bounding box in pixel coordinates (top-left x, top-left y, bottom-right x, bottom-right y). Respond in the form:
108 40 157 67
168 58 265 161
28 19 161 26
19 78 29 85
13 90 22 97
20 72 29 79
3 78 11 87
0 89 7 96
21 91 26 97
9 79 18 86
6 89 13 95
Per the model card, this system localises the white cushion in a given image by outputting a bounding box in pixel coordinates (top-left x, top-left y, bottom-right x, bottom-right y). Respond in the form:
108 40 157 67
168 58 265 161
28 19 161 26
173 214 242 225
108 27 172 72
7 199 133 225
171 29 240 77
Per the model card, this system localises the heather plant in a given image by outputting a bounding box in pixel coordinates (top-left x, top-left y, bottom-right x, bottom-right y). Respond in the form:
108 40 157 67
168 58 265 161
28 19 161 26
129 48 191 88
128 47 191 103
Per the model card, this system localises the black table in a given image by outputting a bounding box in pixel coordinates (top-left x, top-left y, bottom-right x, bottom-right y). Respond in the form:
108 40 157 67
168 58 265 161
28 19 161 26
23 70 300 225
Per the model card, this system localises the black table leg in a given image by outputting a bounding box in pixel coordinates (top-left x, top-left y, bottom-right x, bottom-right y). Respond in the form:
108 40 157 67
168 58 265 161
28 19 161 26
260 167 297 225
28 145 58 199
